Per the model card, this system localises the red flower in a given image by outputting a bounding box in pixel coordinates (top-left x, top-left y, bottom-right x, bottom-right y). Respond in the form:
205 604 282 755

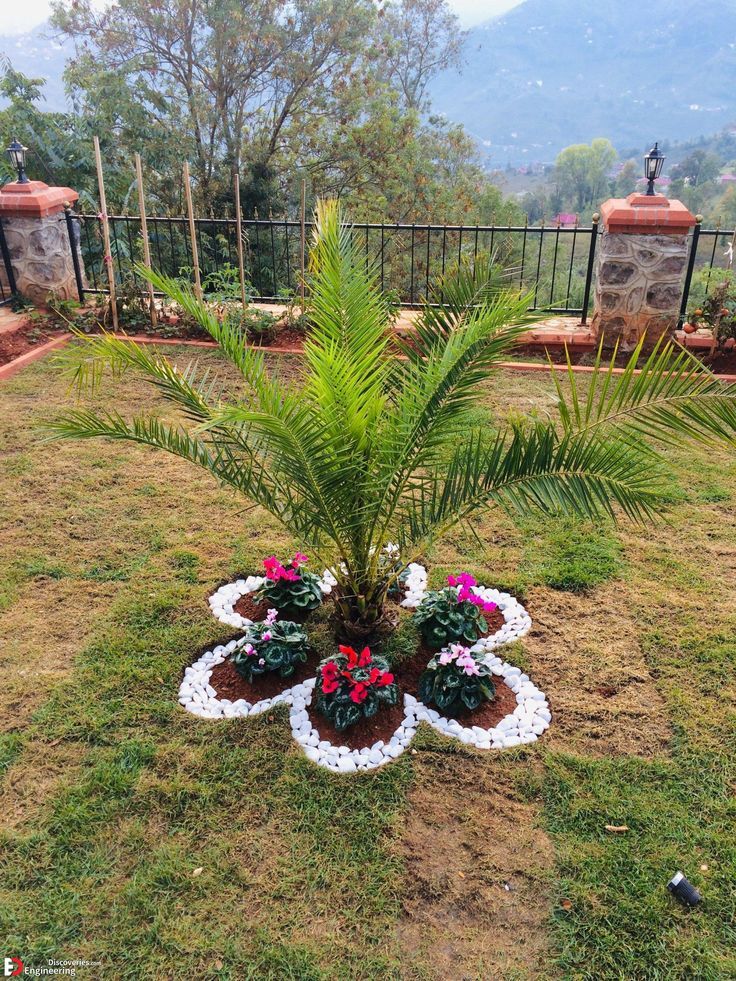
321 678 339 694
339 645 359 668
350 683 368 703
368 667 381 685
358 647 371 667
322 661 340 682
377 672 394 687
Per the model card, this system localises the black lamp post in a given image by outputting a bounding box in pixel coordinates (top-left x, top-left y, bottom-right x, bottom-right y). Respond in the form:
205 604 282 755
644 141 665 196
6 139 29 184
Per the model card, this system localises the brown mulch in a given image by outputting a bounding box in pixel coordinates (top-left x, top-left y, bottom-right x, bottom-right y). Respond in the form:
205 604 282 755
233 591 312 624
208 648 323 701
210 586 515 746
233 592 272 623
0 321 66 366
307 699 408 750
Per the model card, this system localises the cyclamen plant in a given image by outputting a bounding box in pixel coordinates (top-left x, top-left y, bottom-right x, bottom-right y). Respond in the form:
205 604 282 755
314 645 398 731
231 609 310 681
413 573 499 649
418 643 496 715
256 552 323 619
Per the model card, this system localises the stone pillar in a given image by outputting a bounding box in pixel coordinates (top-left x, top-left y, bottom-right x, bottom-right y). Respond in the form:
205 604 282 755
592 193 697 349
0 180 83 305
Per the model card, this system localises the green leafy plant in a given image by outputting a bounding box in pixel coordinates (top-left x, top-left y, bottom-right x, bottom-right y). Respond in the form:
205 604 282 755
689 275 736 350
413 573 498 648
231 612 309 681
314 645 398 731
46 200 736 641
256 552 323 619
418 643 496 715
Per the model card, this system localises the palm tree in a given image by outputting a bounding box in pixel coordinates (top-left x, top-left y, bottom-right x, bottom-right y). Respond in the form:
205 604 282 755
45 201 736 639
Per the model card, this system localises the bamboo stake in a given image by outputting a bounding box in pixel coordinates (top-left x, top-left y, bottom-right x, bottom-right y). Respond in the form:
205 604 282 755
300 178 306 313
134 152 156 327
183 160 202 301
233 172 247 310
93 135 118 331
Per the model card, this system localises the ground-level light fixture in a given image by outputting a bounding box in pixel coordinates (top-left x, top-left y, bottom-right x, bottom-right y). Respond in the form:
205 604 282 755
6 139 29 184
644 141 665 196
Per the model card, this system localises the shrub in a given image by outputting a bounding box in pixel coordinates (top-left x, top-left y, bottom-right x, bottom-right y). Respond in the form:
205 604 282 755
418 643 496 715
231 610 309 681
413 573 498 648
314 645 398 731
256 552 323 619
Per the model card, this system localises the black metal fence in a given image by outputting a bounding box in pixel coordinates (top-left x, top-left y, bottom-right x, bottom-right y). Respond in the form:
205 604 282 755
679 223 736 323
75 213 600 318
0 219 18 306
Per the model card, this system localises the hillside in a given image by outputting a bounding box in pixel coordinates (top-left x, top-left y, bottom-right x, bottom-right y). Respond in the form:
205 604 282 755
429 0 736 166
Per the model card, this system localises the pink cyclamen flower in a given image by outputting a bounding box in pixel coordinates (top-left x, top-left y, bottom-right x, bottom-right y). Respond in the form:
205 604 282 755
262 631 272 642
258 658 265 666
243 643 256 657
292 552 309 567
265 608 278 625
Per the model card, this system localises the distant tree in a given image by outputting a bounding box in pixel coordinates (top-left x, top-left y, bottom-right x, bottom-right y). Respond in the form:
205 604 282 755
670 150 721 187
553 138 617 211
51 0 376 212
615 159 639 198
375 0 464 111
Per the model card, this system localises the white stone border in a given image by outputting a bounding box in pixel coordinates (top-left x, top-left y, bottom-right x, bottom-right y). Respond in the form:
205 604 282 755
182 571 547 769
209 561 429 632
208 569 338 631
414 654 551 749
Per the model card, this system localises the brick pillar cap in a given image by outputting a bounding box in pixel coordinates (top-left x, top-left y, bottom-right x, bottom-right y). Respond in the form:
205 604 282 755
599 193 697 235
0 180 79 218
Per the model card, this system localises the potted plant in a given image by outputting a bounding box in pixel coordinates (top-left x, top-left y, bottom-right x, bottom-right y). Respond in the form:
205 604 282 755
255 553 323 619
413 573 499 648
231 609 309 681
418 643 496 716
313 645 398 731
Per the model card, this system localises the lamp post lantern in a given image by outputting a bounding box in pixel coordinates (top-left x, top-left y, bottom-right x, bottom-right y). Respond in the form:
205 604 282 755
644 141 665 196
6 139 29 184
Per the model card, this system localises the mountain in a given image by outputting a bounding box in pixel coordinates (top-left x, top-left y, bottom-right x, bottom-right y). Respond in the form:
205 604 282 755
0 24 69 111
429 0 736 167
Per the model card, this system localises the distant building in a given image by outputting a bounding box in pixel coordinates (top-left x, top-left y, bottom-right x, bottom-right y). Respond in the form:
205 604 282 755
554 212 578 227
718 174 736 182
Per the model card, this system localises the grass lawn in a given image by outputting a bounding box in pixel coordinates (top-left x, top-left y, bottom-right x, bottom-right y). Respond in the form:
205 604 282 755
0 346 734 980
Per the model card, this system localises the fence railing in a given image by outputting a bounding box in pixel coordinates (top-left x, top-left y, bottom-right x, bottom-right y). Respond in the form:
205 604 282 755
75 214 600 317
0 218 18 306
678 224 736 323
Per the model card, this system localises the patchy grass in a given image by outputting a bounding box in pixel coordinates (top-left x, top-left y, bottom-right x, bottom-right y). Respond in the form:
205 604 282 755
0 348 734 978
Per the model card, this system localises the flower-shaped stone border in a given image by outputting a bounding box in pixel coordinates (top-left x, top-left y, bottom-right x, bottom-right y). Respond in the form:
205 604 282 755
180 564 550 770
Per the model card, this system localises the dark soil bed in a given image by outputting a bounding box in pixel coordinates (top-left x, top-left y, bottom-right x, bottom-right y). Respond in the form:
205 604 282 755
0 321 66 366
233 591 313 624
306 639 517 749
208 648 323 701
307 699 408 750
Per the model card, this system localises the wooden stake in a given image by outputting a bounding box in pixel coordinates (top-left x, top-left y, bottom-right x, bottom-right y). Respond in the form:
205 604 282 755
183 160 202 301
134 152 156 327
233 172 247 310
93 135 118 331
300 178 306 313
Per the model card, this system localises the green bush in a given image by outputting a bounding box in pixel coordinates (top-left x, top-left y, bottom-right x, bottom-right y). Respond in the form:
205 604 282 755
231 617 309 681
314 645 398 731
255 553 323 619
413 574 498 648
418 644 496 715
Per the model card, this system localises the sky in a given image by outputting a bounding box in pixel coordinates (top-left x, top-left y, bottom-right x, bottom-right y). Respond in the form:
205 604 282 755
3 0 524 35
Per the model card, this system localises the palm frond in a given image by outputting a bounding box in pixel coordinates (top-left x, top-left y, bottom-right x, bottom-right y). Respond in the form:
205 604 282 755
553 337 736 447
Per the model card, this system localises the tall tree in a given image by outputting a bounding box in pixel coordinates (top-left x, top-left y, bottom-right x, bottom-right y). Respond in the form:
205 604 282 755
376 0 464 111
553 138 617 211
51 0 376 211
